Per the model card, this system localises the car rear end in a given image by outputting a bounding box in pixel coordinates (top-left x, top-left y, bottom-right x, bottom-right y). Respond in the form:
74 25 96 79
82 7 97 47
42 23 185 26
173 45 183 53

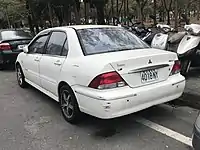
72 26 185 119
0 30 32 68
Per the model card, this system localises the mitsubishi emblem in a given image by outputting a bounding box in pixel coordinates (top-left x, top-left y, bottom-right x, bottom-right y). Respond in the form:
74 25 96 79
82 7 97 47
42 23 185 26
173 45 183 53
148 59 152 64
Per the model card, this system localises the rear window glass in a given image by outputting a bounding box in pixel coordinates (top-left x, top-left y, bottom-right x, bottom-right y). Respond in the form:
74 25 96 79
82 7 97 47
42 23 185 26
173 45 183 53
77 28 149 55
0 30 32 40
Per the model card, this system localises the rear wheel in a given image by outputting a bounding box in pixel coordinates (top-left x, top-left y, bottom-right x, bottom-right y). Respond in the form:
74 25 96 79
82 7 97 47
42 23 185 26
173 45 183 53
16 64 27 88
59 85 81 124
181 60 191 76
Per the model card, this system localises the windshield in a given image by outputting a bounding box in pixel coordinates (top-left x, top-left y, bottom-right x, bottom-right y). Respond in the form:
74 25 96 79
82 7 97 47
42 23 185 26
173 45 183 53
0 30 32 40
77 27 149 55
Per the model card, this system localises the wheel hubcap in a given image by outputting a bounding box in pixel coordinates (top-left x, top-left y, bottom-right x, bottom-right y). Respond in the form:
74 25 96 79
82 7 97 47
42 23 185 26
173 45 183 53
61 90 74 118
17 67 23 85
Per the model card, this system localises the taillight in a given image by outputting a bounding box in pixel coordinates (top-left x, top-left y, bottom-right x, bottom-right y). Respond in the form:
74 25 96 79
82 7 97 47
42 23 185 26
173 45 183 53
0 43 11 51
88 71 127 90
170 60 181 76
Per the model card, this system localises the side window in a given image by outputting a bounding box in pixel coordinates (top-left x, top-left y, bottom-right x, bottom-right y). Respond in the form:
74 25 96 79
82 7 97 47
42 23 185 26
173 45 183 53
29 35 49 54
45 32 66 56
61 38 69 56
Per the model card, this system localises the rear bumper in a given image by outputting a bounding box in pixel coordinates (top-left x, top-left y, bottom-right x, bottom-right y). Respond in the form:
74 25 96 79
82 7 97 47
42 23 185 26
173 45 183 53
0 51 20 65
73 74 185 119
193 125 200 150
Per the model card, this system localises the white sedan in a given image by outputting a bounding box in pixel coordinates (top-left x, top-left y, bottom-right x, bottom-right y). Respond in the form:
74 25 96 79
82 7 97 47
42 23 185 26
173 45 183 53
16 25 185 124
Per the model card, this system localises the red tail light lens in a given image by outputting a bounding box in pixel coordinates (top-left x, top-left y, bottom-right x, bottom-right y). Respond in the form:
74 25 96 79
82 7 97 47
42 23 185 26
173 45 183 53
0 43 11 51
89 71 127 89
170 60 181 76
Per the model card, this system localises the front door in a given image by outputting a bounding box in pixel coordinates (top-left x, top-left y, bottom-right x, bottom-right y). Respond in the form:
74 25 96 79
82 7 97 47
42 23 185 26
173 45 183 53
23 34 49 86
39 31 68 96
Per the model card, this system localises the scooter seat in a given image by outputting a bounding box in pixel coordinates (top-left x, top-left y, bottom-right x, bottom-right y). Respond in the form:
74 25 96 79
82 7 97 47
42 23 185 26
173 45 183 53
168 32 186 44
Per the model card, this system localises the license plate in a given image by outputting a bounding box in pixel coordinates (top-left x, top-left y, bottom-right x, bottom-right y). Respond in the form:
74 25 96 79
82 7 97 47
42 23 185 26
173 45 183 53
141 69 158 83
18 45 26 49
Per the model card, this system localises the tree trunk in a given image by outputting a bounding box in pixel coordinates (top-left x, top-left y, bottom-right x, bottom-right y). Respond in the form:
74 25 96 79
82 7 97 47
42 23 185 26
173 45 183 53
73 0 81 24
162 0 172 25
118 0 124 18
127 0 129 26
124 0 126 25
174 0 178 31
28 15 34 35
167 11 170 25
63 6 70 25
26 0 34 34
198 0 200 20
117 0 119 18
84 2 90 24
48 2 53 27
53 6 64 26
136 0 147 23
95 3 106 25
111 0 114 24
153 0 157 25
137 3 142 21
141 7 144 22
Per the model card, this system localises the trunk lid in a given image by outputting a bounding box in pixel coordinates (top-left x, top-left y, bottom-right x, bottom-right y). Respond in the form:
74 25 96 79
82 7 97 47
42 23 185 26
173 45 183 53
88 48 177 88
2 39 31 52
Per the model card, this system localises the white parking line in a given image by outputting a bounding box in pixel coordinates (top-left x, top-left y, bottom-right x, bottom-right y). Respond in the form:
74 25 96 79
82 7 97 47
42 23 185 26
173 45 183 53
135 116 193 147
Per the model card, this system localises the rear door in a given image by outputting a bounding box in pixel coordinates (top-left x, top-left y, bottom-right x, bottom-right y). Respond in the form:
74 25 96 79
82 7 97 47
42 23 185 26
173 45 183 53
39 31 68 96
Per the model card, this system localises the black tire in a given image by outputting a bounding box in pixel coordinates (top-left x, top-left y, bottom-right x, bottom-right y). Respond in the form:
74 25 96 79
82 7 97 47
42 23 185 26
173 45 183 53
59 85 81 124
181 60 191 76
16 64 27 88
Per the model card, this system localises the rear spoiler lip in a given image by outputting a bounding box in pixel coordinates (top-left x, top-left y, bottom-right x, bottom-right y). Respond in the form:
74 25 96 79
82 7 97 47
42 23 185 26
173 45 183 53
0 38 32 43
128 64 170 74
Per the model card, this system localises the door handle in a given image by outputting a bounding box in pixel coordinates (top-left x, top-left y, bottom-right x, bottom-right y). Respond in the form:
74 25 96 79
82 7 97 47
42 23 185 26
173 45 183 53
54 60 62 66
34 57 40 62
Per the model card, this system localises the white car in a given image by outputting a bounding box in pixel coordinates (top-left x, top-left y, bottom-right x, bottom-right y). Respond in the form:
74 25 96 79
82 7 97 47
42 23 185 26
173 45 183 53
16 25 185 124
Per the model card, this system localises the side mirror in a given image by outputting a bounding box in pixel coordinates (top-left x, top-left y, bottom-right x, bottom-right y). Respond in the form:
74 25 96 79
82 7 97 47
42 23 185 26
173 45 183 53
23 46 29 53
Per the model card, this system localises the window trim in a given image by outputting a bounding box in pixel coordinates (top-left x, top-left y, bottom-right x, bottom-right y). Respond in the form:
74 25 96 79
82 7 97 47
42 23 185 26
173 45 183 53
72 28 87 56
60 36 69 57
28 33 50 54
43 30 68 57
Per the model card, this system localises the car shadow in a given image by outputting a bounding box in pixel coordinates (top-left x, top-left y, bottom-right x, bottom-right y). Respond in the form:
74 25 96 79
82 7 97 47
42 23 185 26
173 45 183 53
26 84 60 111
25 84 196 143
27 84 146 139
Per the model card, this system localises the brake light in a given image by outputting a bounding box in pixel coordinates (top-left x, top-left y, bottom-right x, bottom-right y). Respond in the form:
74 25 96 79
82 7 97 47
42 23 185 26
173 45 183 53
89 71 127 89
170 60 181 76
0 43 11 51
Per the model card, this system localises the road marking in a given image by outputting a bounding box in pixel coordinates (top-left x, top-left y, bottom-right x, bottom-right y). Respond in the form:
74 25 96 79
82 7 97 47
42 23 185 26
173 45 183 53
135 117 192 147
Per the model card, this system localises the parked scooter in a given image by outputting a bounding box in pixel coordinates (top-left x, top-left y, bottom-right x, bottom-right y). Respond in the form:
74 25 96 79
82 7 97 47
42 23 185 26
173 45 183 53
130 22 158 45
176 24 200 75
151 24 182 50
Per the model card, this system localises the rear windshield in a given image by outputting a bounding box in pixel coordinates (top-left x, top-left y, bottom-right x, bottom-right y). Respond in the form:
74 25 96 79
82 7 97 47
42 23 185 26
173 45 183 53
0 30 32 40
77 27 149 55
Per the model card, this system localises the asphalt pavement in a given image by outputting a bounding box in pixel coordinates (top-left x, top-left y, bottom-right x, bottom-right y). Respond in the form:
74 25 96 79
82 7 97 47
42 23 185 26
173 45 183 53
0 70 199 150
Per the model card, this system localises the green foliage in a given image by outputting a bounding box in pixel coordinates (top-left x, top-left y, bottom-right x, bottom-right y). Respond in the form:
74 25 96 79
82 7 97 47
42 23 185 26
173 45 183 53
0 0 27 21
1 0 200 28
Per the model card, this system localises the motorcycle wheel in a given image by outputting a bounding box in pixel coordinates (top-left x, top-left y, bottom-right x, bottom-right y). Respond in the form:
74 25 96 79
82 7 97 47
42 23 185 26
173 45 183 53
181 60 191 76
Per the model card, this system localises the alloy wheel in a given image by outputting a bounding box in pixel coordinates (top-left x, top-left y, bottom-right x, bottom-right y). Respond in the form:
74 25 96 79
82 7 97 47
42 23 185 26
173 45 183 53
61 90 74 119
17 67 23 85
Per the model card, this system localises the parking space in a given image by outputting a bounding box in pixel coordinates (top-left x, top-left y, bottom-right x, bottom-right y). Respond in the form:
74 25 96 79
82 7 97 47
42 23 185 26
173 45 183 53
0 70 198 150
